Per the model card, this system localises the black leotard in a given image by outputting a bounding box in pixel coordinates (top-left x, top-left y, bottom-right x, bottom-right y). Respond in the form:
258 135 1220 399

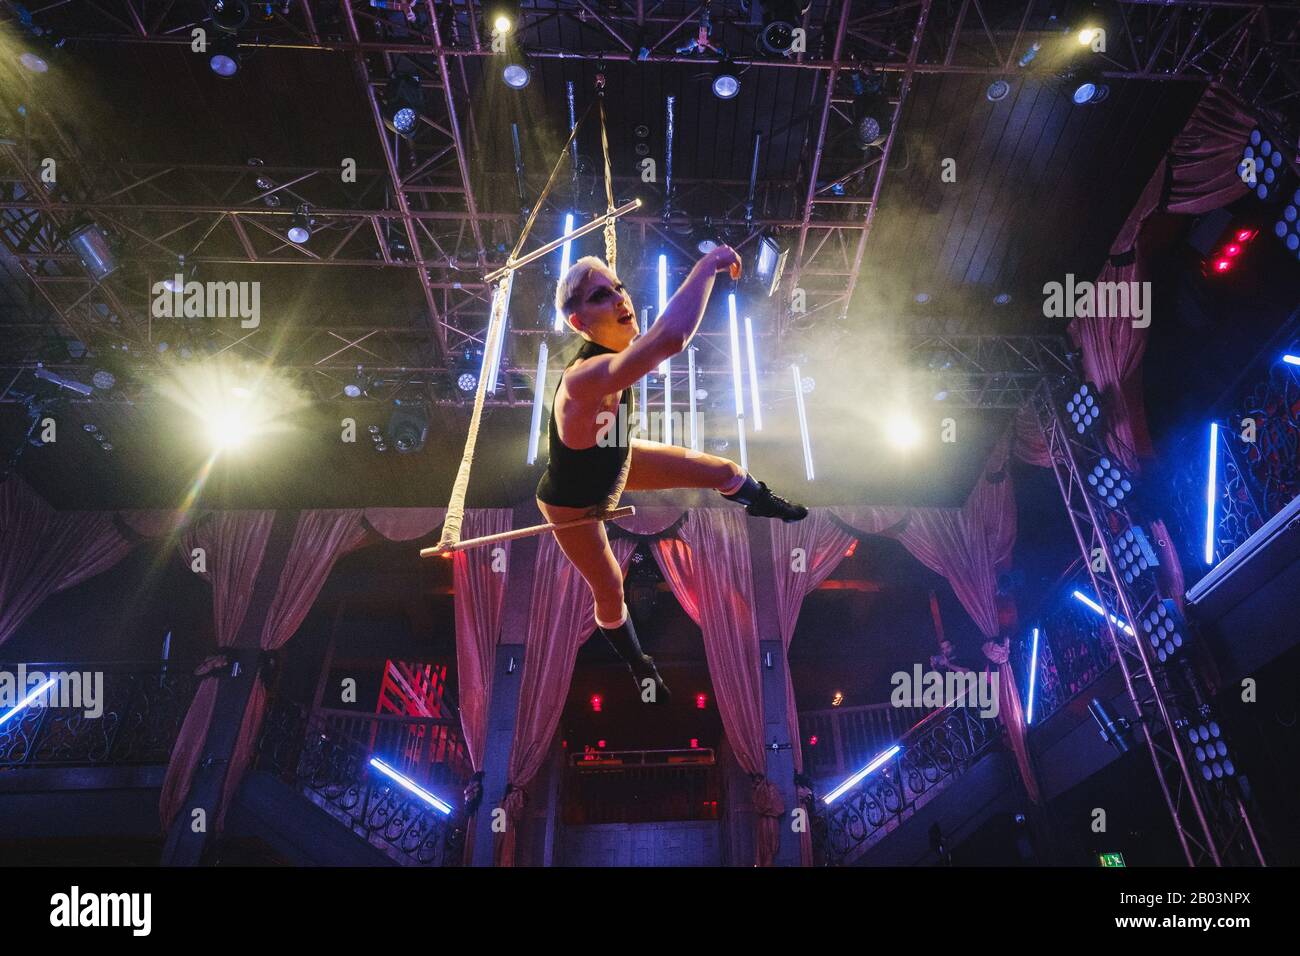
535 338 636 508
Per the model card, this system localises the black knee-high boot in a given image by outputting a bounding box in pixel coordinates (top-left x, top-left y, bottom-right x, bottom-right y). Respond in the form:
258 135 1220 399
599 607 671 704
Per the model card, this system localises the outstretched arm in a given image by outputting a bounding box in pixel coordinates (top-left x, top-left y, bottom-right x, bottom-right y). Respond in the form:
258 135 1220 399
567 246 741 400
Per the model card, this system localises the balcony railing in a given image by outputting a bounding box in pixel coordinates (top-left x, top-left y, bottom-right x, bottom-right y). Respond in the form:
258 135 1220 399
817 700 1001 865
798 701 929 788
255 697 471 866
561 748 720 825
0 661 199 769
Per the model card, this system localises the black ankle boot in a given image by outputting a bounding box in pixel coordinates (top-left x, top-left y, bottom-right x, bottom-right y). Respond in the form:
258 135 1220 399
599 611 671 704
721 474 809 522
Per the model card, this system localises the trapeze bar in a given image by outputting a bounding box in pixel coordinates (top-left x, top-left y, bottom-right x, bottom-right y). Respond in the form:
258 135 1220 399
420 506 637 557
483 198 642 283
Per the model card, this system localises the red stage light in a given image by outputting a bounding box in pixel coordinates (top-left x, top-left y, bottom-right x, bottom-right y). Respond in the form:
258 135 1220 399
809 734 818 746
695 693 708 709
1225 244 1241 256
1236 228 1257 242
690 737 699 748
1213 258 1232 273
590 694 602 712
597 739 606 748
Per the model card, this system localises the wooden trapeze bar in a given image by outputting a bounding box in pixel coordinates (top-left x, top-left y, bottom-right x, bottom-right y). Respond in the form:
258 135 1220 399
483 198 642 284
420 506 636 558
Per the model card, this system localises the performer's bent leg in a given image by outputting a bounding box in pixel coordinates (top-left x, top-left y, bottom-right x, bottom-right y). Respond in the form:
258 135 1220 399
625 438 809 522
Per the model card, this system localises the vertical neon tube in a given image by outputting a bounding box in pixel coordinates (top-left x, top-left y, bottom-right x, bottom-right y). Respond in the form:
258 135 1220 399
727 292 748 470
1026 627 1040 725
527 341 548 464
744 315 762 431
1204 422 1219 565
688 346 699 452
553 213 575 331
657 254 669 376
792 365 814 480
639 373 648 439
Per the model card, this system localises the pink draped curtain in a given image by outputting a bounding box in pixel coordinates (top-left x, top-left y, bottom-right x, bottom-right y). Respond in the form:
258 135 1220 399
160 510 367 831
652 508 785 864
0 477 135 648
1070 84 1253 471
160 510 275 830
453 509 512 771
496 531 638 866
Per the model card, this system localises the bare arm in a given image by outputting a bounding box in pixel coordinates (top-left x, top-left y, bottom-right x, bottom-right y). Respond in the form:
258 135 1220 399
567 246 740 400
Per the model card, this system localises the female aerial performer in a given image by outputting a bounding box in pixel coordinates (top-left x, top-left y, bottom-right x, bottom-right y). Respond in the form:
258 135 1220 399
535 245 808 705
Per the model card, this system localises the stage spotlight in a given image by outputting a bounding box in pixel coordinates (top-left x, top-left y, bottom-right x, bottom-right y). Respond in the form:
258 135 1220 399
67 223 117 281
382 73 425 139
915 292 931 304
209 34 240 76
1065 65 1108 104
994 292 1011 305
1086 456 1133 509
712 68 743 101
487 1 519 35
387 400 429 453
287 205 312 244
1142 599 1187 664
502 61 531 89
457 371 478 393
986 79 1011 102
1076 26 1102 47
1111 524 1159 586
91 370 116 391
1239 127 1289 201
1186 716 1235 781
757 1 808 57
851 72 890 147
343 366 369 399
207 404 252 450
206 0 250 34
1273 189 1300 259
885 413 921 450
1088 697 1131 756
1063 381 1100 435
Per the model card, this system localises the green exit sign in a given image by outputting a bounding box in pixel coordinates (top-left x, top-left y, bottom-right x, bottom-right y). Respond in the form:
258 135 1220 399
1099 852 1127 867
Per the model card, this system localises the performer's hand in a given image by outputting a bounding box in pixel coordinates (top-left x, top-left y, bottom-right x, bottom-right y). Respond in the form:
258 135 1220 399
705 244 742 279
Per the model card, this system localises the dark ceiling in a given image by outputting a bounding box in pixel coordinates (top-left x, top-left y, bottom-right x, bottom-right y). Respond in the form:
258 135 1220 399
0 1 1238 511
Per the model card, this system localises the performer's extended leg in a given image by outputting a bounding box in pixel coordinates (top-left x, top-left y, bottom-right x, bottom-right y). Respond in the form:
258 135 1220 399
625 438 808 521
536 498 671 703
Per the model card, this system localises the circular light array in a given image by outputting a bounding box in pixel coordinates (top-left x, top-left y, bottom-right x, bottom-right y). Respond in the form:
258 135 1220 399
1187 721 1234 780
1141 600 1184 663
1274 188 1300 260
1087 456 1132 509
1113 527 1153 585
1241 128 1287 201
1065 383 1100 435
457 371 478 393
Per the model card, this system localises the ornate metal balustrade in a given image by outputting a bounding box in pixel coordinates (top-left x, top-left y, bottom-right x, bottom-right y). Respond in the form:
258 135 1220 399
0 661 199 768
255 696 469 867
1018 573 1119 727
816 701 1001 866
798 701 929 788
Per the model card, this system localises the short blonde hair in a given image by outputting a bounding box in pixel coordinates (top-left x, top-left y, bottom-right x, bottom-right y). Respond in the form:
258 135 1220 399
554 255 611 315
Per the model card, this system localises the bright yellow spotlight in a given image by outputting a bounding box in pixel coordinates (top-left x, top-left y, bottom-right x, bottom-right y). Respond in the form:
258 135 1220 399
494 14 512 34
206 406 252 450
1077 27 1099 46
885 414 922 450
